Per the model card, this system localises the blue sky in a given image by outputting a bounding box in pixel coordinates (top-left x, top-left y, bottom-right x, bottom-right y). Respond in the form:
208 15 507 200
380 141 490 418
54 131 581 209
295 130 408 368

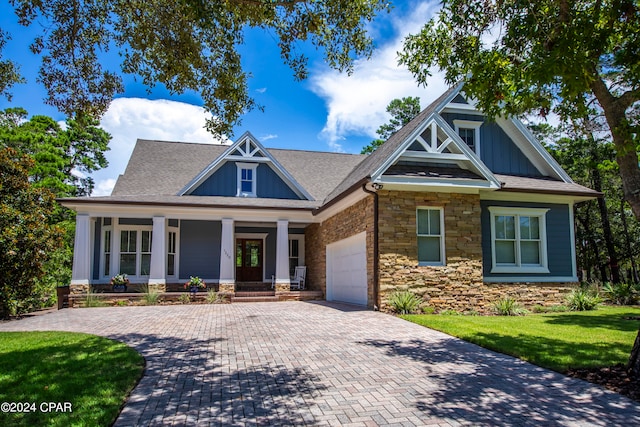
0 0 447 195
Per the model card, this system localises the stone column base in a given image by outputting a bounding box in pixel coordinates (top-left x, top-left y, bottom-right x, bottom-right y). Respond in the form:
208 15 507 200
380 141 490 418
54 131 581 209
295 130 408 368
275 282 291 293
219 283 235 294
70 283 90 295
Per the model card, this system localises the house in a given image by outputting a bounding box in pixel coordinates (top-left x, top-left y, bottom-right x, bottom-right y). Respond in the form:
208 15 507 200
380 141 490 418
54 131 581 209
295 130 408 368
60 84 600 312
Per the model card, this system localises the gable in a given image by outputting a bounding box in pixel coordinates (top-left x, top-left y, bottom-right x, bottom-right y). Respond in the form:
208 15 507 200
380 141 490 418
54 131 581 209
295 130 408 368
191 161 300 199
180 132 314 200
440 112 542 176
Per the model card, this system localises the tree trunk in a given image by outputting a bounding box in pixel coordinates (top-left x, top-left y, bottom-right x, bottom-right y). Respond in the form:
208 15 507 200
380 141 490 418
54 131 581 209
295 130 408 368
628 330 640 377
620 196 639 283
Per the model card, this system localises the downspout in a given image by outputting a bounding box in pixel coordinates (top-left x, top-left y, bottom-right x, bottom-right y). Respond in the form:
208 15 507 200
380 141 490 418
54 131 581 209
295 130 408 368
362 182 380 310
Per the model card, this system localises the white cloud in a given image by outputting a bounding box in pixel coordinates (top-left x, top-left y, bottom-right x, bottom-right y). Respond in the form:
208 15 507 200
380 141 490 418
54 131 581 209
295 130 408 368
310 1 447 151
91 98 229 196
259 133 278 142
256 87 267 94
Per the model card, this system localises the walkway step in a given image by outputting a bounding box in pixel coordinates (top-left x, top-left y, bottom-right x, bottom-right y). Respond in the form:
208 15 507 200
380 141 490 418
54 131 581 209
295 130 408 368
231 296 279 303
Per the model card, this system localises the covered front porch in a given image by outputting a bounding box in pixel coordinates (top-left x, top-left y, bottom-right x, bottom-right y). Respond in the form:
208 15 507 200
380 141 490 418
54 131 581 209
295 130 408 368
69 208 316 297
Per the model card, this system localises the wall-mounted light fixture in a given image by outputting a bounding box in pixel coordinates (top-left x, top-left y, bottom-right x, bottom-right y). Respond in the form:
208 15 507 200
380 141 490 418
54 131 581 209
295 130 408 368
372 183 383 190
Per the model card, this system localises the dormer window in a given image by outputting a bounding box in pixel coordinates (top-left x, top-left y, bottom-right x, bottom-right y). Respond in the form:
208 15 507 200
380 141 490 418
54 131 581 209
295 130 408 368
237 163 258 197
453 120 482 155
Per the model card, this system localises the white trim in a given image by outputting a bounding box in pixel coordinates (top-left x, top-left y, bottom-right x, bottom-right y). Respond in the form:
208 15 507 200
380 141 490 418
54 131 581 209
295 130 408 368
71 214 91 285
236 162 258 198
488 207 550 274
149 216 166 285
113 225 154 281
289 235 305 273
416 207 446 266
453 119 482 156
275 220 290 285
483 276 579 283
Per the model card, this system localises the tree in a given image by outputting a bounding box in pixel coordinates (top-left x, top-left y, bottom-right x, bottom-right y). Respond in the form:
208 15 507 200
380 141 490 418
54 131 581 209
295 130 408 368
2 0 390 134
361 96 421 154
0 148 63 318
399 0 640 221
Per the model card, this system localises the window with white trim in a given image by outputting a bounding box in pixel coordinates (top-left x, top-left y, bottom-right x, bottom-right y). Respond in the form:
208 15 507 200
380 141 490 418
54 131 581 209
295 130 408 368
103 229 111 277
453 120 482 155
167 231 177 277
236 162 258 197
117 228 153 277
489 207 550 273
417 208 445 265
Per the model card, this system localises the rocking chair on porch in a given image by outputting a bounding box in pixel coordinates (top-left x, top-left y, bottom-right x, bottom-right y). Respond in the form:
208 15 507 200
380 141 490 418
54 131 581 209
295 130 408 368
290 266 307 290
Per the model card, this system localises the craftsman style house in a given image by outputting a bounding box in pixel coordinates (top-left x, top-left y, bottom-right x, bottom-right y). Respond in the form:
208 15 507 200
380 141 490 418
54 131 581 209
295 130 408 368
61 84 599 311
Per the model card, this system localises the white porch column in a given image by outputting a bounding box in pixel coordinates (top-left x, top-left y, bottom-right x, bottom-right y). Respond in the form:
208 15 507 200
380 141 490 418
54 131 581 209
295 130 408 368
219 218 235 293
71 214 91 293
275 219 290 292
149 216 166 290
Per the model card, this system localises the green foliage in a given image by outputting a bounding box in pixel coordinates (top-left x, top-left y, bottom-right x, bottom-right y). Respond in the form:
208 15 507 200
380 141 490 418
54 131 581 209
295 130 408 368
602 282 640 305
386 291 423 314
422 306 435 314
178 293 191 304
0 331 144 426
531 305 569 314
439 309 461 316
0 148 64 318
3 1 390 135
141 285 160 306
402 306 640 372
399 0 640 220
361 96 421 154
492 297 528 316
205 289 226 304
566 286 602 311
83 293 108 308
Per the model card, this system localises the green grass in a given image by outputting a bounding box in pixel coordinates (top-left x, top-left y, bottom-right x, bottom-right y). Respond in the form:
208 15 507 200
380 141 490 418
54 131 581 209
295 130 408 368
402 305 640 372
0 331 144 427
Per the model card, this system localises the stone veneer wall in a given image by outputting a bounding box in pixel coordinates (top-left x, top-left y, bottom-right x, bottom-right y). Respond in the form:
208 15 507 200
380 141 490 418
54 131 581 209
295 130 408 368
377 190 576 313
305 196 375 306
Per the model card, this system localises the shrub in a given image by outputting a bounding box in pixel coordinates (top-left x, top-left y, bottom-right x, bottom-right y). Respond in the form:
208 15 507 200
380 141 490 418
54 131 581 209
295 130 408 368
387 291 423 314
178 293 191 304
422 306 435 314
602 282 639 305
492 297 527 316
141 285 160 305
566 287 601 311
83 293 108 308
532 304 569 313
205 289 226 304
440 309 461 316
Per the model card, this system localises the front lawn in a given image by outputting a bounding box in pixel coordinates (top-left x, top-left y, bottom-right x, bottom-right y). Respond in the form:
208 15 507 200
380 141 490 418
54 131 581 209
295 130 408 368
0 331 144 427
402 306 640 372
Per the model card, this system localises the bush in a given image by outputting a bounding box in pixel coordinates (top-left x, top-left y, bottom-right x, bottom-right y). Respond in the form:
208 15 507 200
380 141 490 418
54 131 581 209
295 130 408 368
178 293 191 304
205 289 226 304
531 304 569 313
83 293 108 308
492 297 527 316
566 287 601 311
141 285 160 305
387 291 423 314
602 282 639 305
422 306 435 314
440 309 461 316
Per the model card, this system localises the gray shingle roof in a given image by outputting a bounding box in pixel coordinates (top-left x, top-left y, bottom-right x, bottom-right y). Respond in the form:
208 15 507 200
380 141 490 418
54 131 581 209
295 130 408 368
495 174 601 197
109 139 365 209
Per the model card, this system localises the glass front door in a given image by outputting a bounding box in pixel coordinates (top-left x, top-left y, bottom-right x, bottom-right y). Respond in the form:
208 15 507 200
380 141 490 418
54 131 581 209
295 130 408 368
236 239 263 282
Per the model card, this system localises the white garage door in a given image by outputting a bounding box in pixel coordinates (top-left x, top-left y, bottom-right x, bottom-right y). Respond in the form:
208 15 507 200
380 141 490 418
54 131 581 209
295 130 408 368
326 231 368 306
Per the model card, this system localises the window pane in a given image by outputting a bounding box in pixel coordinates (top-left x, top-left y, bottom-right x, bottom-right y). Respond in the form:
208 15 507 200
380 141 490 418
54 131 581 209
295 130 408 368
495 241 516 264
241 180 252 193
417 210 430 235
236 243 242 267
104 230 111 252
104 253 110 276
120 254 136 275
140 254 151 276
167 254 175 276
530 217 539 239
289 239 299 257
418 236 441 263
429 209 440 234
121 230 136 252
141 231 152 252
495 216 515 239
521 241 540 264
459 128 475 150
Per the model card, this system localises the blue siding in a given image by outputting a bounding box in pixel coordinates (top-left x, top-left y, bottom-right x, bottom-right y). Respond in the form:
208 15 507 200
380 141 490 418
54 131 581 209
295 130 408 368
191 162 236 196
191 161 301 199
179 220 221 280
441 112 542 176
480 201 574 279
256 164 299 199
93 218 101 280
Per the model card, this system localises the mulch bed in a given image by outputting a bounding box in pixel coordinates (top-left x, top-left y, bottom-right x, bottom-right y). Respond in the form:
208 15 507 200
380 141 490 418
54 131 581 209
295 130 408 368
567 364 640 403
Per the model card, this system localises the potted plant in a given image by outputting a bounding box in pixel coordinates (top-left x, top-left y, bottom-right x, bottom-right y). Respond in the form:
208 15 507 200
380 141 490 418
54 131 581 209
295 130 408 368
185 276 206 294
110 273 129 292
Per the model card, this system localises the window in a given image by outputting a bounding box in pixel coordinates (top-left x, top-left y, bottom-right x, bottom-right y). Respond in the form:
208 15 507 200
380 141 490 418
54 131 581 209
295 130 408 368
289 239 299 276
489 207 549 273
167 231 177 277
103 229 111 277
453 120 482 155
118 229 153 277
417 208 445 265
236 162 258 197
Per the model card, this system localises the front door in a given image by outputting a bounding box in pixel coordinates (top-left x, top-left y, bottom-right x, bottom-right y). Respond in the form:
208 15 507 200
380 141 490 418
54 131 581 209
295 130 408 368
236 239 263 282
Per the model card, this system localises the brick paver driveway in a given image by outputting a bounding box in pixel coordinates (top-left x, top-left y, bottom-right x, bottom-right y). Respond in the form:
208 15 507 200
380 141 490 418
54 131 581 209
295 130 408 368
2 302 639 426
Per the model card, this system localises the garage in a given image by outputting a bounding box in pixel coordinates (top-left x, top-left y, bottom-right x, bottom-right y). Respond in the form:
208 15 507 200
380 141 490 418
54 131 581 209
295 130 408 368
326 231 368 306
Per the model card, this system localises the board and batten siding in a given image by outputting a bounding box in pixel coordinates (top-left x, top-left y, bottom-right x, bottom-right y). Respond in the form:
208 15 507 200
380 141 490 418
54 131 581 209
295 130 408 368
480 201 574 279
191 161 301 199
179 220 222 280
441 112 542 177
